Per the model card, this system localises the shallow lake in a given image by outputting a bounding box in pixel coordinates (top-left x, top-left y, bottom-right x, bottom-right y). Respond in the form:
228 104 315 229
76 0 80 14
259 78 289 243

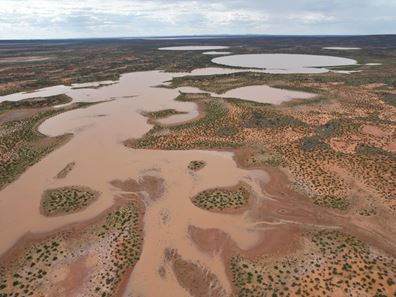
323 47 361 50
203 51 232 55
212 53 357 74
158 45 229 51
217 85 315 104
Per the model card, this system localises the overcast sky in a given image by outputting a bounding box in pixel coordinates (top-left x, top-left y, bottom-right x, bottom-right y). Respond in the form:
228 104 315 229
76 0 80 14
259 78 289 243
0 0 395 39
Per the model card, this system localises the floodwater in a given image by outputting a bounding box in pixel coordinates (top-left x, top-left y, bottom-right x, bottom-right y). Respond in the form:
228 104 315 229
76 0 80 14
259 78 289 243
175 84 316 105
323 47 361 50
203 51 232 55
188 67 253 76
0 68 252 104
0 67 316 108
217 85 315 104
212 53 357 74
0 69 275 297
0 56 52 63
0 80 117 104
158 46 229 51
143 37 228 40
331 70 362 74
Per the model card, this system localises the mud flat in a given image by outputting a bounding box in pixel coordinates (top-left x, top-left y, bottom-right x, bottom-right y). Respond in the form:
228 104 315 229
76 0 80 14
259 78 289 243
212 53 357 74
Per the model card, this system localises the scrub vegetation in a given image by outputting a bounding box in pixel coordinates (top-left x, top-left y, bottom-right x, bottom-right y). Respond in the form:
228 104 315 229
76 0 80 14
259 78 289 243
192 184 249 211
0 109 70 189
41 186 99 216
144 109 186 119
0 94 72 111
0 200 144 297
128 83 396 212
187 160 206 171
0 101 99 189
231 230 396 297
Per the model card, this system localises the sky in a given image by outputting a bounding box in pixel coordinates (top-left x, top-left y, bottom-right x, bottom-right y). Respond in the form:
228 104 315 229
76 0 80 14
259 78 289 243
0 0 395 39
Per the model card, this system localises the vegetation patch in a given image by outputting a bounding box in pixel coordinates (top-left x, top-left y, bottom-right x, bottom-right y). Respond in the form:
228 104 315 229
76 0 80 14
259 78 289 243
313 194 350 210
0 94 72 111
238 146 287 168
315 118 359 139
128 96 242 150
356 144 396 161
188 160 206 171
244 110 306 129
165 249 226 297
300 136 331 152
0 110 70 189
216 125 238 137
0 100 100 189
128 82 396 212
145 109 186 119
192 184 249 211
55 162 75 179
379 92 396 107
231 230 396 297
41 186 99 216
0 200 143 297
359 206 377 216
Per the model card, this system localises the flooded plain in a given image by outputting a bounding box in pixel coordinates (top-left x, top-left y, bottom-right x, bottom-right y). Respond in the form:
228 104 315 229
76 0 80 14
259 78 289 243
0 67 317 107
217 85 315 104
0 67 283 296
323 47 361 50
158 46 229 51
0 80 117 104
187 67 253 76
212 53 358 74
174 84 316 105
0 58 354 296
0 56 52 63
203 51 232 55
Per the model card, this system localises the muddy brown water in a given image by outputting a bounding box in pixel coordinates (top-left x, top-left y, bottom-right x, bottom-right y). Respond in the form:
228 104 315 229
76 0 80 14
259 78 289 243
217 85 315 104
323 47 361 50
0 56 52 63
158 46 229 51
0 69 318 296
203 51 232 55
212 53 358 74
174 84 315 106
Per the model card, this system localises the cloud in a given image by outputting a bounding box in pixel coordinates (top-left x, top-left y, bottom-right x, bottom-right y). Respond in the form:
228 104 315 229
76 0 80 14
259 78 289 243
0 0 394 39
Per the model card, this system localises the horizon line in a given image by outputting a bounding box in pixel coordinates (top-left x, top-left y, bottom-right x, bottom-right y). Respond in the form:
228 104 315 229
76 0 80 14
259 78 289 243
1 33 396 42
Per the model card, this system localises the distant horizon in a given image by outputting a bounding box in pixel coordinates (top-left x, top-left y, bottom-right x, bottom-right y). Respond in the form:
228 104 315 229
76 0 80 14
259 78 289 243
1 1 395 39
1 33 396 42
